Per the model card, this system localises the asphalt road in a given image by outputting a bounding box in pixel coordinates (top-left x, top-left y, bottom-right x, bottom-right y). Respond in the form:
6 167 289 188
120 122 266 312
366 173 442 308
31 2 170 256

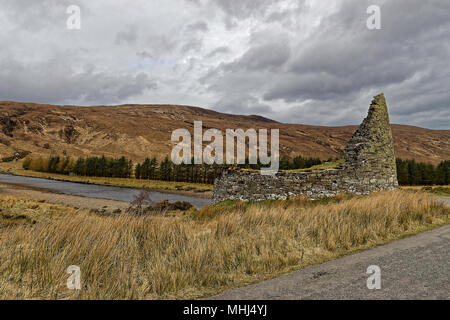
211 224 450 300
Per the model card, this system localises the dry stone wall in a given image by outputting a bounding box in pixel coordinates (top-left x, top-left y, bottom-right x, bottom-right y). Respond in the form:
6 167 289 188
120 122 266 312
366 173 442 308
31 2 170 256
213 94 398 202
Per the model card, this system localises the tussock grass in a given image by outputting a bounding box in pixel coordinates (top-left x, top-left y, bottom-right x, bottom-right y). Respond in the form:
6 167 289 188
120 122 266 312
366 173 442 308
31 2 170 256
401 185 450 196
0 191 448 299
0 196 76 227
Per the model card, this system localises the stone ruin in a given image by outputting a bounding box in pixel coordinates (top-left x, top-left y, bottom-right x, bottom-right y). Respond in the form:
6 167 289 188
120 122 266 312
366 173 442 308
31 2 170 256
212 94 398 202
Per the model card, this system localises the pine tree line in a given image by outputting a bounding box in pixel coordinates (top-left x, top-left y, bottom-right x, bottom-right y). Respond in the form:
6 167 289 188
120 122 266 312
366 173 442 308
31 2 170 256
396 159 449 186
22 155 326 184
22 155 450 186
23 155 133 178
135 156 222 184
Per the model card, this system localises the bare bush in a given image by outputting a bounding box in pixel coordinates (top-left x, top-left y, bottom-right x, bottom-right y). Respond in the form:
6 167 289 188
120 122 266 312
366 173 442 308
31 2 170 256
125 189 194 216
126 189 155 215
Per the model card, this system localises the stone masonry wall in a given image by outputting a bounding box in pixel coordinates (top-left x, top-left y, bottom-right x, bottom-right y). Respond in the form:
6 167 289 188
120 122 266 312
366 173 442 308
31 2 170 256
212 94 398 202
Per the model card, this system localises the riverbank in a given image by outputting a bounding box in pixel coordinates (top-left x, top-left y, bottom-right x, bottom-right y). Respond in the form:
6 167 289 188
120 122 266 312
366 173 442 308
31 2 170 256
0 173 212 209
0 182 130 213
0 160 213 198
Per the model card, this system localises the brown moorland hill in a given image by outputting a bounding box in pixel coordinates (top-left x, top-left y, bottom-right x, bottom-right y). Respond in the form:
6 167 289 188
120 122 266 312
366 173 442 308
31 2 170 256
0 101 448 164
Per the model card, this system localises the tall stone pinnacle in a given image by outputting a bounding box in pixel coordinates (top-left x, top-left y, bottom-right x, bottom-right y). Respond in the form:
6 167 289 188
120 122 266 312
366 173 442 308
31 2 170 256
343 93 398 187
212 93 399 203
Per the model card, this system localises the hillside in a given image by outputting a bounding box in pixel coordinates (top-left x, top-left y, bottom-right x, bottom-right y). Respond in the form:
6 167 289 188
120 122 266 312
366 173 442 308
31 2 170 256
0 101 449 164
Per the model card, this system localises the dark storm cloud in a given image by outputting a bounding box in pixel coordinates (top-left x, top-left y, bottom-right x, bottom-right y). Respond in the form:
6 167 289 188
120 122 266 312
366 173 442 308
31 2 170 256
214 95 273 115
180 37 204 53
180 21 209 53
206 46 231 58
186 21 209 33
262 0 450 103
115 26 139 46
211 0 274 18
0 0 448 129
141 34 178 57
210 0 276 28
136 51 154 59
0 57 156 105
223 35 291 72
204 0 450 129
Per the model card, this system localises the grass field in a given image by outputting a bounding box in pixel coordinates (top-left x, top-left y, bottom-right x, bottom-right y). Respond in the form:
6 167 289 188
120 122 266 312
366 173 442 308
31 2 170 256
0 160 213 195
0 190 448 299
400 185 450 196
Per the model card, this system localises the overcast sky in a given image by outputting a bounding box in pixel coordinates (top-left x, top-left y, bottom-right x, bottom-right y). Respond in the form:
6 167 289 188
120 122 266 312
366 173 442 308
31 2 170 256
0 0 449 129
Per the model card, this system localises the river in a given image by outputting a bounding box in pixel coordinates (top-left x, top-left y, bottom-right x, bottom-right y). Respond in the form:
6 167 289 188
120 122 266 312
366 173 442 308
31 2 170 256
0 173 212 208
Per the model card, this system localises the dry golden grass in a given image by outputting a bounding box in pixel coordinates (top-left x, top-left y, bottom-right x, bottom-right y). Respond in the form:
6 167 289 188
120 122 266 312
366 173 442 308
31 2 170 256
400 185 450 196
0 191 448 300
0 196 77 227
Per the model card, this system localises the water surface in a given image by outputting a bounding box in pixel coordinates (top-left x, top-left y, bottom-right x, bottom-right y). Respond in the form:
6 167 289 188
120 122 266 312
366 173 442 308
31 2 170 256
0 173 212 208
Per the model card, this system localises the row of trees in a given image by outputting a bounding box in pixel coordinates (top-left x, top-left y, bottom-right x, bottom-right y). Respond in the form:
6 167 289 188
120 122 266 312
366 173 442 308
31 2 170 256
22 155 325 184
23 155 133 178
135 155 325 184
396 159 449 186
136 156 223 184
22 155 450 186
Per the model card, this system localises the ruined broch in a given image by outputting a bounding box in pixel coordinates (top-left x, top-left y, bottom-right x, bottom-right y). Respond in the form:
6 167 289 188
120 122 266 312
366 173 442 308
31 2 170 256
212 94 398 202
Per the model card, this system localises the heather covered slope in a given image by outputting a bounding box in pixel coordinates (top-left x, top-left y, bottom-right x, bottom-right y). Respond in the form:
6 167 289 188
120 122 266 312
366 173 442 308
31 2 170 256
0 101 448 164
